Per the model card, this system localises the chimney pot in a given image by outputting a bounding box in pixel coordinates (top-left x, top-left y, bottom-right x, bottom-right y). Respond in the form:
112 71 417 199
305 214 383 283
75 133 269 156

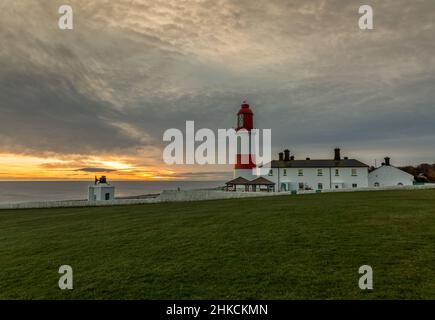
284 149 290 161
384 157 391 166
334 148 341 160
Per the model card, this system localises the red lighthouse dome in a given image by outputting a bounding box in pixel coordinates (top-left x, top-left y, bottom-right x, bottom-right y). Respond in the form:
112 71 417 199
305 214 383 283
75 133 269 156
237 101 254 131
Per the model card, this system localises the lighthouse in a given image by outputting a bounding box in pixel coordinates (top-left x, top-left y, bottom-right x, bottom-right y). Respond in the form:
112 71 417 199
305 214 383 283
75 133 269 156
88 176 115 201
234 101 257 180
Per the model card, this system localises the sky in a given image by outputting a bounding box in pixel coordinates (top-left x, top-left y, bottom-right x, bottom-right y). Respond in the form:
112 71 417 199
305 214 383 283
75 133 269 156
0 0 434 180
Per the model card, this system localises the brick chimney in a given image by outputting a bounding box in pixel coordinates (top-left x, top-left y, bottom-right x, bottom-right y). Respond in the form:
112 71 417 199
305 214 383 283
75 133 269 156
384 157 391 166
284 149 290 161
334 148 341 160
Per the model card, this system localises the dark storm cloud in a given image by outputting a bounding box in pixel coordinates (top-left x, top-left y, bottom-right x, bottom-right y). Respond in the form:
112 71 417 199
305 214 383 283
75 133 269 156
76 167 117 173
0 65 148 155
0 0 434 167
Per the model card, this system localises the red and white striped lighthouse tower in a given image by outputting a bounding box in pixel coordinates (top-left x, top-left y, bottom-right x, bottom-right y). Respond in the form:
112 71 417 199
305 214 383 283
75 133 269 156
234 101 257 179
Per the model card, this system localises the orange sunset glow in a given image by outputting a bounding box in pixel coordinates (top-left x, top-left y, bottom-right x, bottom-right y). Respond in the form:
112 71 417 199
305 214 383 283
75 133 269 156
0 153 177 181
0 153 230 181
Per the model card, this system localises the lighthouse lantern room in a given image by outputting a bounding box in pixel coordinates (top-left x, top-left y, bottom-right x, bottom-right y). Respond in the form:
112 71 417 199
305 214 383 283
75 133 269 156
237 101 253 131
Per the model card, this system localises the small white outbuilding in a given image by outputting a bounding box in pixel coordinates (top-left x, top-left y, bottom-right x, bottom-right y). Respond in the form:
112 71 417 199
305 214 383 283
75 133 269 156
88 176 115 201
369 157 414 187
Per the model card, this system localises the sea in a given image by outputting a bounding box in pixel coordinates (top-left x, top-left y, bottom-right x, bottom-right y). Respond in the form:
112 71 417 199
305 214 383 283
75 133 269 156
0 181 225 204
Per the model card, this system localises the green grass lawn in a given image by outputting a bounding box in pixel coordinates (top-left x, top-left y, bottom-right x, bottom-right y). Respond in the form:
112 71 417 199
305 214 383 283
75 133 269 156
1 189 435 299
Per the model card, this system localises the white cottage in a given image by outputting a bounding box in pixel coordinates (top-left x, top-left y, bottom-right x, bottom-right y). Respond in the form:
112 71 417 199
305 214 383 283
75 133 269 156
229 148 370 192
265 148 369 192
368 157 414 187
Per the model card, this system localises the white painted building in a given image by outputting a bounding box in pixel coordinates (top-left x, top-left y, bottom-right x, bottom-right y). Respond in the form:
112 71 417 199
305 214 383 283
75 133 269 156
264 148 369 192
230 148 370 192
88 176 115 201
369 157 414 187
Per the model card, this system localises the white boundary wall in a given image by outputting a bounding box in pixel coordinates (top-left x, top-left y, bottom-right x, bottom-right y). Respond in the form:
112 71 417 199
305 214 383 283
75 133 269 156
158 190 279 202
1 184 434 210
0 198 159 210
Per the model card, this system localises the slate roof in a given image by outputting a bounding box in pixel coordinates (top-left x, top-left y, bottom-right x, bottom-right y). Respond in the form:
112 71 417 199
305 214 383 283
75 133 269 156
250 177 275 185
269 159 369 168
225 177 250 185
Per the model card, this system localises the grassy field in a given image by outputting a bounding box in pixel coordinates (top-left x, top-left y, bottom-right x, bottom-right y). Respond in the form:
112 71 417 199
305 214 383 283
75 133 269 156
1 189 435 299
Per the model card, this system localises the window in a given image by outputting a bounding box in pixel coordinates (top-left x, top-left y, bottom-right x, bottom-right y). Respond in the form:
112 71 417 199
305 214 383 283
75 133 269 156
317 169 323 176
268 169 273 176
335 169 339 176
351 169 357 176
318 183 323 190
283 169 287 176
237 114 243 128
298 182 304 190
352 184 358 188
374 182 380 187
298 169 304 176
105 193 110 200
335 185 339 189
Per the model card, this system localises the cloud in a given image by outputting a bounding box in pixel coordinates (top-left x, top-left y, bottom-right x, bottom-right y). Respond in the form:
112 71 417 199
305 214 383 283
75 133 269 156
0 0 434 174
75 167 117 173
169 171 232 180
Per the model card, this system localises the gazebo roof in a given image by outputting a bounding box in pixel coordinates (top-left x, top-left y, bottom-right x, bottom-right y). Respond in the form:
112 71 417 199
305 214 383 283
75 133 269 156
225 177 250 185
250 177 275 185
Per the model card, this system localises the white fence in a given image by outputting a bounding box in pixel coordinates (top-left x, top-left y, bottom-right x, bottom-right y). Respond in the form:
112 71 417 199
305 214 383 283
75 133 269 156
0 198 158 210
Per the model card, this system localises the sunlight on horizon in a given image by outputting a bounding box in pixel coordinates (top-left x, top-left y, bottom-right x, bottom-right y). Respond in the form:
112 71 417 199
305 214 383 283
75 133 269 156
0 153 229 181
0 153 166 181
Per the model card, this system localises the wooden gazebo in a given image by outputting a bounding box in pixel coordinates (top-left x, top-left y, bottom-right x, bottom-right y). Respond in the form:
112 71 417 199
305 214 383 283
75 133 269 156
249 177 275 192
225 176 275 192
225 177 250 191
